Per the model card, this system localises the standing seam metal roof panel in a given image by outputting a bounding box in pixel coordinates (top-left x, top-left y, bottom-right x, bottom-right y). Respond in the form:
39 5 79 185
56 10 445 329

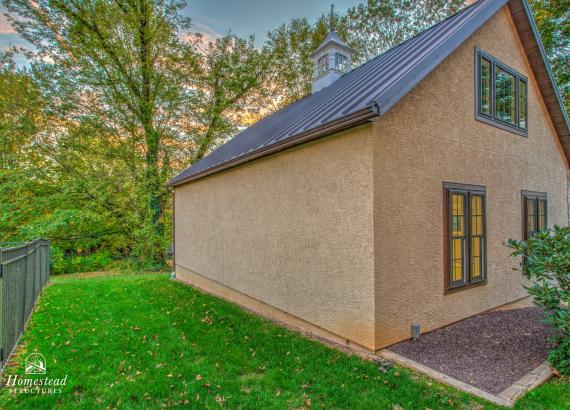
167 0 569 187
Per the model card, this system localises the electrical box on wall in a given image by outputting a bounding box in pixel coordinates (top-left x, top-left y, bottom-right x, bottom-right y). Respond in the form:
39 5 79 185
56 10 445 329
411 322 421 341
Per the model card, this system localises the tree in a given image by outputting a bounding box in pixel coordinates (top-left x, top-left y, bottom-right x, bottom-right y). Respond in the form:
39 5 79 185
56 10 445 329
3 0 194 264
264 17 330 106
530 0 570 112
1 2 277 268
342 0 464 62
265 0 464 105
179 33 273 164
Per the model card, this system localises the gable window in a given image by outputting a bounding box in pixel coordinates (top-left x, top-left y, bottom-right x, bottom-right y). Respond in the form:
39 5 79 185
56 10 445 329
445 183 486 290
475 49 528 136
522 191 547 239
318 55 329 75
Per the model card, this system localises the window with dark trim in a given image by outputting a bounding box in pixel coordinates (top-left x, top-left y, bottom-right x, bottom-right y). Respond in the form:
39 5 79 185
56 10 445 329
475 48 528 136
445 183 487 290
522 191 547 239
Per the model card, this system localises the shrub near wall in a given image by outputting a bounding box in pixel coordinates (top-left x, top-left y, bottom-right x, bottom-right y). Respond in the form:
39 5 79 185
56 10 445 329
50 247 113 274
508 226 570 375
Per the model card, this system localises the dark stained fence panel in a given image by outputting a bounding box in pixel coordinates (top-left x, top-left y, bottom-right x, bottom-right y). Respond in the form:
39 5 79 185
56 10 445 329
0 239 50 370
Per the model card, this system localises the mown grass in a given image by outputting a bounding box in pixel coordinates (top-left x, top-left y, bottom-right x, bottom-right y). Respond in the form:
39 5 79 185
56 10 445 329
0 273 568 409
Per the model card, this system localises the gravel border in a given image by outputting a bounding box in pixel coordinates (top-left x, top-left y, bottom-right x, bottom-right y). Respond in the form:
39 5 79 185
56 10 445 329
389 307 550 394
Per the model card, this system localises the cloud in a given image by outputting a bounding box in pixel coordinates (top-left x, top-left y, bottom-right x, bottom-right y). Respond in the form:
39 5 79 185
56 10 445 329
180 20 223 48
0 13 16 34
193 21 224 43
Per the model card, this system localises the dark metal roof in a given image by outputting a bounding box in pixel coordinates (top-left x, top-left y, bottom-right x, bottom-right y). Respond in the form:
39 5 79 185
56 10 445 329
167 0 570 187
311 31 354 57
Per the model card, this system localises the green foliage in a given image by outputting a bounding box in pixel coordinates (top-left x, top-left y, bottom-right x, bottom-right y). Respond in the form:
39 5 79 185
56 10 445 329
50 248 112 275
182 33 273 162
508 226 570 374
0 1 276 269
530 0 570 113
548 338 570 375
343 0 464 63
265 0 464 105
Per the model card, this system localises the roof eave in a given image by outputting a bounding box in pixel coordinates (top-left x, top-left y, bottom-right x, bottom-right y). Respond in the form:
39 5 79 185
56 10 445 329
310 41 355 58
507 0 570 152
166 105 379 188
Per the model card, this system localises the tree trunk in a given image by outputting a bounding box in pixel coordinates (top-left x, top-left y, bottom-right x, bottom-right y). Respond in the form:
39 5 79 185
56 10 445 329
139 0 164 264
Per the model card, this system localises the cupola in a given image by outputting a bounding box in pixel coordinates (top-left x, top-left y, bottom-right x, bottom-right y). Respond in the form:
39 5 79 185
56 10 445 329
311 8 354 93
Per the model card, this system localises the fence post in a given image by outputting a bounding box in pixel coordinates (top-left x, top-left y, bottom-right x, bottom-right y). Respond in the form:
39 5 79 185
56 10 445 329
21 244 27 334
46 241 50 285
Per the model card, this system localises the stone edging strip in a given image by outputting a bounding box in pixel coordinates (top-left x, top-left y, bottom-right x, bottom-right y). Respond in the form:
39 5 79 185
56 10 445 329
378 349 553 407
497 362 553 404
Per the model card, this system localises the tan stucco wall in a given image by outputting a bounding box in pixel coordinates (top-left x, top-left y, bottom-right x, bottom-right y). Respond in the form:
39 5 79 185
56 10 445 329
175 265 375 353
174 125 376 349
372 6 569 348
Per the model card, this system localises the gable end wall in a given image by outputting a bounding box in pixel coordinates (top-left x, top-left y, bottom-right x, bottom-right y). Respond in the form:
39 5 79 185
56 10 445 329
372 6 569 348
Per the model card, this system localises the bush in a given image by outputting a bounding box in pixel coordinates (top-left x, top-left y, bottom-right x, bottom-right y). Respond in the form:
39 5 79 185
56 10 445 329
51 248 113 274
508 226 570 375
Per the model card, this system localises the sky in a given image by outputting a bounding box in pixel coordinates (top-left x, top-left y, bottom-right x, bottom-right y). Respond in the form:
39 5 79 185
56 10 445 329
0 0 362 63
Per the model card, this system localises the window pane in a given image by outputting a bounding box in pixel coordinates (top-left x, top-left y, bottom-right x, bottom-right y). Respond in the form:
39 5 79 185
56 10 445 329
451 194 465 237
471 195 484 236
526 198 536 237
452 238 464 282
480 58 492 115
538 199 546 231
519 80 527 129
495 67 516 124
471 237 482 279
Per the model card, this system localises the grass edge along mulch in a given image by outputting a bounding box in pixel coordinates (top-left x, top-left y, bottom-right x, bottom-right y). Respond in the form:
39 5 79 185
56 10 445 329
0 272 567 409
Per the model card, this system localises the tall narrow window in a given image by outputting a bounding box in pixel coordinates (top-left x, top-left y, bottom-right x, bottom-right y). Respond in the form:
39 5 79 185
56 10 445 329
451 193 466 284
470 194 485 280
476 49 528 135
445 183 486 290
519 80 527 129
480 57 492 115
523 191 547 239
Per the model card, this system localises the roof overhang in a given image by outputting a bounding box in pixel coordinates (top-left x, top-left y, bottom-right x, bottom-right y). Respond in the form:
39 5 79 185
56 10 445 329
166 105 378 187
507 0 570 160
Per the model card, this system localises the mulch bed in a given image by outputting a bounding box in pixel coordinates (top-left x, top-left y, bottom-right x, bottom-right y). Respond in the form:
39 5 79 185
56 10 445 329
389 307 550 394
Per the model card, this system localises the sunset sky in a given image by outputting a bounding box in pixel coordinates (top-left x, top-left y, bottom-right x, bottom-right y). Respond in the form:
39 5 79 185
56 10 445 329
0 0 361 64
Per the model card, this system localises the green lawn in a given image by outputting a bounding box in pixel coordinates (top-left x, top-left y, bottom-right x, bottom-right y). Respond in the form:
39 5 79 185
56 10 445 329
0 273 568 409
